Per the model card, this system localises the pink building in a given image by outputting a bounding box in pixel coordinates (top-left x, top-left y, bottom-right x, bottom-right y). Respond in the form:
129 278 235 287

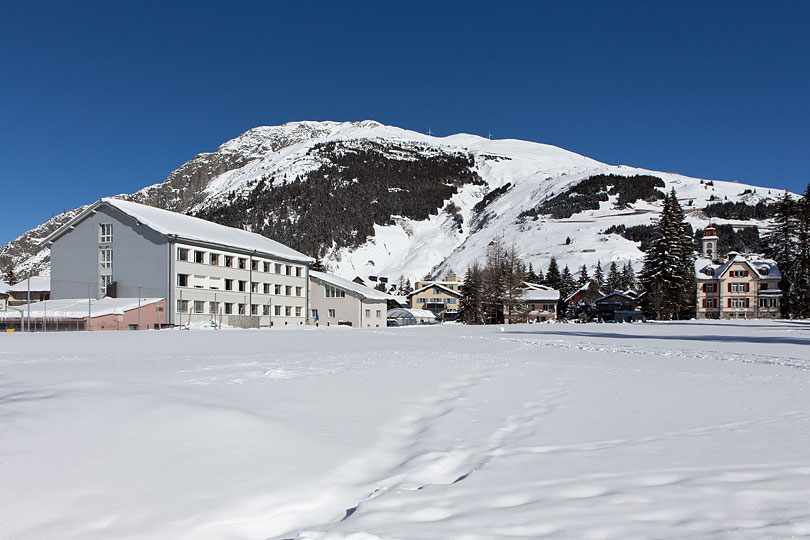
0 297 166 331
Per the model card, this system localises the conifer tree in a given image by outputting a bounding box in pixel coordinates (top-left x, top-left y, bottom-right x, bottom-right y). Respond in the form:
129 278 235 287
621 262 636 291
606 262 622 293
526 263 540 283
560 265 576 299
592 260 605 290
765 192 798 317
794 186 810 317
577 264 590 288
459 263 485 324
545 257 561 292
3 265 17 286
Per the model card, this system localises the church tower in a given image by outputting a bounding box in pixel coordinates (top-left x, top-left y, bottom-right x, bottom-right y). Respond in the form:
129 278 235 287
702 224 719 261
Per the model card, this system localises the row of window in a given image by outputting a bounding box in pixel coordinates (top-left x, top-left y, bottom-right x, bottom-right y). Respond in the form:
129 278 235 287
702 282 770 294
177 248 303 276
310 308 383 319
703 297 780 309
325 284 345 298
177 299 303 317
415 297 457 304
176 274 303 296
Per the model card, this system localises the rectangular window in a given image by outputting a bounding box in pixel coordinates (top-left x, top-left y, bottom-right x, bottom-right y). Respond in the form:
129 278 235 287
177 273 189 287
325 284 345 298
209 278 221 290
285 285 292 296
209 301 219 315
177 299 189 313
193 301 205 314
311 309 319 319
263 283 270 294
295 286 303 297
238 280 247 292
730 297 748 308
705 283 716 293
285 306 292 316
238 258 247 269
706 297 717 308
210 253 219 266
194 251 205 264
225 279 234 291
296 267 302 277
286 265 293 276
251 304 258 315
238 303 245 315
100 275 112 296
376 310 381 318
251 282 259 293
274 263 282 274
263 262 271 272
274 305 282 316
448 298 456 304
99 223 113 243
365 309 371 318
224 303 233 315
328 309 336 318
251 260 258 271
99 248 113 269
225 255 233 268
274 284 282 295
731 283 747 293
295 306 302 317
263 305 270 316
177 247 189 261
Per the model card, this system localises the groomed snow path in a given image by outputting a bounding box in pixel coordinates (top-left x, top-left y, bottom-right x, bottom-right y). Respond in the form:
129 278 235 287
2 321 810 539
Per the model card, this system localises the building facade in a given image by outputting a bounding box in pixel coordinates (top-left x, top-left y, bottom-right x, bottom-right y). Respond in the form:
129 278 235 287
695 224 781 319
408 276 462 320
44 198 312 327
520 282 560 322
308 271 391 327
6 276 51 306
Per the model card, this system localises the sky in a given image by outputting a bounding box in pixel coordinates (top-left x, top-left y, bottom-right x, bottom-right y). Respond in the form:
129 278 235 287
1 1 808 245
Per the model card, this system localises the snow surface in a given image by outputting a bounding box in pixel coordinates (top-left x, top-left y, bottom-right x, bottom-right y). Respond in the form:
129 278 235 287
2 321 810 539
6 274 50 292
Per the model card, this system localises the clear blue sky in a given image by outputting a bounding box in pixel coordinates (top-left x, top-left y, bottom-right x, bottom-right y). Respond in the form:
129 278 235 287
2 1 808 245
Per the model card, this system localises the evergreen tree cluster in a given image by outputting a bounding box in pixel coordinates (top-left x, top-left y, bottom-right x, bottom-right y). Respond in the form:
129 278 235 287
703 200 777 221
195 141 483 259
520 174 665 220
602 224 657 251
639 189 696 319
458 239 527 324
765 187 810 318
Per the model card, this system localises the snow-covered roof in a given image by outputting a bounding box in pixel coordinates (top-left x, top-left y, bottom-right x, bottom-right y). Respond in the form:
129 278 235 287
0 281 9 295
564 281 603 303
309 271 393 301
520 283 560 302
7 275 51 293
695 254 781 281
44 199 314 264
0 297 162 320
387 308 438 319
596 292 639 303
408 282 462 298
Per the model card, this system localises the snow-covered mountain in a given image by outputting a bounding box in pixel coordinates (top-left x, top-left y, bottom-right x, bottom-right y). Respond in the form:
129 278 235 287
0 120 787 281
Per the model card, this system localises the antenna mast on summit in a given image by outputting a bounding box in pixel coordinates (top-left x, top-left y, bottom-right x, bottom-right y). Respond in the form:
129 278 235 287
427 126 433 136
488 131 492 140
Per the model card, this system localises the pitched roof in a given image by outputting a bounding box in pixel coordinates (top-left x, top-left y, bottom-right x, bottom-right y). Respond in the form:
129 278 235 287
564 281 603 303
695 254 781 281
44 198 313 264
0 297 162 319
386 308 438 319
407 282 462 298
7 275 50 293
309 271 393 301
520 283 560 301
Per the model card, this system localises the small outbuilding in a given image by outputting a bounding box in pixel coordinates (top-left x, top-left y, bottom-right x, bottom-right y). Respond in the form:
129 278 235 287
0 297 166 332
386 308 439 326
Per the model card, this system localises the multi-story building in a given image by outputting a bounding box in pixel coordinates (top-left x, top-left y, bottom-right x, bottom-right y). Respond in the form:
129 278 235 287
408 275 462 320
43 198 313 327
309 271 392 327
695 224 781 319
520 282 560 322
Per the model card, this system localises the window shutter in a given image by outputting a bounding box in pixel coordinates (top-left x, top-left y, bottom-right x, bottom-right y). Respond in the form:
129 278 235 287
728 283 732 292
728 298 731 307
702 283 706 292
744 270 749 277
745 283 750 292
702 299 706 308
745 298 750 308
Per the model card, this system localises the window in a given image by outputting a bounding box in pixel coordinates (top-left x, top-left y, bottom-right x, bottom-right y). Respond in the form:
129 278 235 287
365 309 371 318
225 256 234 268
704 283 717 293
238 258 247 269
177 248 189 261
731 270 749 278
705 297 717 308
263 262 271 272
295 286 303 297
731 283 747 293
238 280 247 292
251 304 258 315
274 305 282 316
194 301 205 314
177 299 189 313
238 303 245 315
193 275 205 289
209 301 219 315
263 305 270 316
730 297 748 308
100 275 112 296
325 284 345 298
99 223 113 243
251 260 258 271
376 310 381 318
448 298 456 304
285 306 291 316
251 282 259 293
759 267 770 276
274 263 282 274
225 279 234 291
285 285 292 296
328 309 336 318
759 298 778 308
434 288 441 294
311 309 319 319
194 251 205 264
295 306 302 317
224 303 233 315
760 283 768 290
209 278 221 290
286 265 293 276
274 284 282 295
210 253 220 266
296 267 302 277
263 283 270 294
99 248 113 269
177 273 189 287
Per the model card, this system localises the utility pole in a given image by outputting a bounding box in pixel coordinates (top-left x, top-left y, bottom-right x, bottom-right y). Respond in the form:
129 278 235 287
138 286 141 330
26 276 31 332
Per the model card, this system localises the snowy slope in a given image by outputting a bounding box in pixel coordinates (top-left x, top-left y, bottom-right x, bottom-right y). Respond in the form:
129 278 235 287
2 321 810 539
1 120 791 280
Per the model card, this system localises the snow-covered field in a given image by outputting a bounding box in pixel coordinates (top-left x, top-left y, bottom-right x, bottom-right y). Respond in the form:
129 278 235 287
2 321 810 539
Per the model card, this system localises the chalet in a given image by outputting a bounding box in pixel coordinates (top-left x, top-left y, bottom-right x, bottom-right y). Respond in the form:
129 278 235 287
518 282 560 322
42 198 313 328
408 275 462 320
564 281 604 307
6 276 51 306
595 292 643 322
695 224 781 319
309 271 392 327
